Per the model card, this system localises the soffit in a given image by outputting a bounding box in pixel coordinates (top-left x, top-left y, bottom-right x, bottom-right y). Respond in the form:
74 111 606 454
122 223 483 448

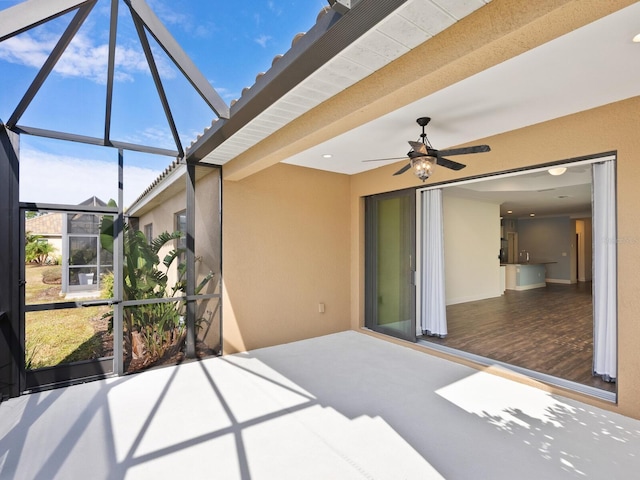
281 0 640 176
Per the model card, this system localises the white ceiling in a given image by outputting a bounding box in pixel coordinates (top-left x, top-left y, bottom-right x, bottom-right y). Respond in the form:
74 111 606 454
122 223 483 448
281 2 640 178
442 162 594 218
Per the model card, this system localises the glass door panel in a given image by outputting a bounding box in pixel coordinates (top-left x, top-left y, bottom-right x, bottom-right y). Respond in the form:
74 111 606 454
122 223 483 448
365 189 416 341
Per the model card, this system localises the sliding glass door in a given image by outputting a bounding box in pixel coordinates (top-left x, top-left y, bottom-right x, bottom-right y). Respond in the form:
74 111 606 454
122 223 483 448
365 189 416 342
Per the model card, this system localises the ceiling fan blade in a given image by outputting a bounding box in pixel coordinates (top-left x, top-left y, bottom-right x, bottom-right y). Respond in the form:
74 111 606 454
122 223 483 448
393 163 412 176
436 156 466 171
437 145 491 156
361 156 407 163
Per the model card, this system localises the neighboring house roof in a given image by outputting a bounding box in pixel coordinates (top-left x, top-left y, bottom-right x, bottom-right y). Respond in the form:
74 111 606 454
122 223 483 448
26 213 62 236
77 196 107 207
25 196 107 235
127 158 183 216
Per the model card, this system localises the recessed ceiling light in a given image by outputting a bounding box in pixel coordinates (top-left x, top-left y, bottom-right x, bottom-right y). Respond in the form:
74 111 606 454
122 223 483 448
507 210 513 214
322 154 332 158
633 33 640 43
530 213 536 217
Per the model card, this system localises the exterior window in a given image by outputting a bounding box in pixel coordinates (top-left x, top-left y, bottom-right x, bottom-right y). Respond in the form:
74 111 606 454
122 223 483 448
175 210 186 264
144 223 153 244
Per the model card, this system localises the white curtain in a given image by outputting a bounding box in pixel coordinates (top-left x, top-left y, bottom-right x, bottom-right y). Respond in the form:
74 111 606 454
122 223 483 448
592 160 617 381
420 189 447 337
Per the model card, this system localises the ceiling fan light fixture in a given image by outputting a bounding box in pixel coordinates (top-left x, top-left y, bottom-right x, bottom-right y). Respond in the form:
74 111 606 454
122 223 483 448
548 167 567 176
411 155 436 182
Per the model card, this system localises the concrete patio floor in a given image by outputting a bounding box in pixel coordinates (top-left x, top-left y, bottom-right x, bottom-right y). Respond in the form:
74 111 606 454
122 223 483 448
1 331 639 479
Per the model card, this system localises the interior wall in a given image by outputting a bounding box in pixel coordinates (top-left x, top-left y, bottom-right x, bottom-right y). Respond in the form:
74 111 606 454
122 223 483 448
442 195 502 305
350 96 640 419
576 218 594 282
517 216 573 282
222 163 351 353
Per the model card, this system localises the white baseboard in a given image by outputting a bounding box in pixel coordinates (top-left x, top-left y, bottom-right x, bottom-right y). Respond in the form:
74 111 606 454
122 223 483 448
513 282 546 291
546 278 574 284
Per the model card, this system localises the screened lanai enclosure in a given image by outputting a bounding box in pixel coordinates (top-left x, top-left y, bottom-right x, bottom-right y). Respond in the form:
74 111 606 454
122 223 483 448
0 0 224 398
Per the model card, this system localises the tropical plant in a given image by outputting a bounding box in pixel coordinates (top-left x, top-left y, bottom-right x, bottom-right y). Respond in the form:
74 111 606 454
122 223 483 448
25 231 55 264
100 206 213 369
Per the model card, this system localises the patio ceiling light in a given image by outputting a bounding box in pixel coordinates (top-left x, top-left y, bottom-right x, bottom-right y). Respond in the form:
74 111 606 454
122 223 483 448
410 154 437 182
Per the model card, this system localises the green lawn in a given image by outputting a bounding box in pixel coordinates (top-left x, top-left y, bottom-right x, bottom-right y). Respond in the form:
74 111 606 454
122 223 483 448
25 265 111 369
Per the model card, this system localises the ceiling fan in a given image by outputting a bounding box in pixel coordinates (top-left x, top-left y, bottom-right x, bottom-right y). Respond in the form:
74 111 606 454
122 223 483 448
364 117 491 181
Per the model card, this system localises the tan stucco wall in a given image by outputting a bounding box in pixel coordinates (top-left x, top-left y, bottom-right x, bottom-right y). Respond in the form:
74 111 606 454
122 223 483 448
222 163 351 353
136 168 221 292
350 96 640 418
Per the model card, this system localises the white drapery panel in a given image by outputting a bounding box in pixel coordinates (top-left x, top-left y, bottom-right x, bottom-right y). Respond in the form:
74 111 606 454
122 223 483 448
592 160 617 381
420 189 447 337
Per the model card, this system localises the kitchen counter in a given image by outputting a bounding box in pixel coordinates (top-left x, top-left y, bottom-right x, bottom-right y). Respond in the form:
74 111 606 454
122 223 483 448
502 263 549 291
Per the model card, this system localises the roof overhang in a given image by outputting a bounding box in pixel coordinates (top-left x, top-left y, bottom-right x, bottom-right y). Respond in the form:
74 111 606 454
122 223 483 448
185 0 638 182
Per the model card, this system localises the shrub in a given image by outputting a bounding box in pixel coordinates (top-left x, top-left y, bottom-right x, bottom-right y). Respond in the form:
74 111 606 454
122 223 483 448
101 272 114 299
42 267 62 285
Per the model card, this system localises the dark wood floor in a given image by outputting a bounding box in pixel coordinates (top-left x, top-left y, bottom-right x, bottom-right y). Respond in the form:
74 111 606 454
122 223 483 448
421 282 616 393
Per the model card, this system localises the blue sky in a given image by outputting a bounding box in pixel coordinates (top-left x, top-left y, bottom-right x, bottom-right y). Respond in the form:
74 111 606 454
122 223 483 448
0 0 326 205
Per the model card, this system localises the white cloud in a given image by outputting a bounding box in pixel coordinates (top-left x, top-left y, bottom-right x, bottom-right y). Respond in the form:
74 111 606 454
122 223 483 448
19 147 164 207
122 126 178 151
255 34 271 48
146 0 191 28
211 85 238 101
0 31 176 84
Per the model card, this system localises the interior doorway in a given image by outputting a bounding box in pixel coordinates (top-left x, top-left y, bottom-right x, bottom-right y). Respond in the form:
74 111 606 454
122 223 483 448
415 156 616 399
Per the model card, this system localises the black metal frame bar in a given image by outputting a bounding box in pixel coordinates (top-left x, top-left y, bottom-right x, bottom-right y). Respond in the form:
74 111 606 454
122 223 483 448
104 0 119 143
20 202 118 215
114 149 125 374
185 164 196 357
125 0 230 119
13 126 179 157
0 0 92 42
129 8 184 156
0 126 22 399
25 357 113 392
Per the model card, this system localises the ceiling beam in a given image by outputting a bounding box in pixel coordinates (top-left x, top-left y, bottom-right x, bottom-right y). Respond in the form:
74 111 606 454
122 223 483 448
125 0 230 119
0 0 92 42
